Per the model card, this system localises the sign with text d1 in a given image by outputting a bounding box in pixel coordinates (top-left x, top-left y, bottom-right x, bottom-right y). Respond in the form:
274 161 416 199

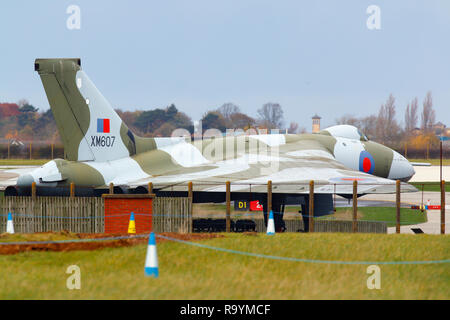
234 200 249 211
234 200 263 211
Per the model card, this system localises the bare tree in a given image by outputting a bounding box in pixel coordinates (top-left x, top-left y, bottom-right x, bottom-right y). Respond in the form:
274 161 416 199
287 122 299 134
257 103 284 129
335 114 361 127
16 99 29 108
421 91 435 133
404 97 419 135
376 94 400 144
217 103 240 121
360 115 377 140
229 112 255 129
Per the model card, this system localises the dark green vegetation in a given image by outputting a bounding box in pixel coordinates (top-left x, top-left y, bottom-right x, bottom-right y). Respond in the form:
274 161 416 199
0 102 58 142
127 104 193 136
0 233 448 299
0 159 49 166
411 181 450 192
194 204 427 228
333 207 427 227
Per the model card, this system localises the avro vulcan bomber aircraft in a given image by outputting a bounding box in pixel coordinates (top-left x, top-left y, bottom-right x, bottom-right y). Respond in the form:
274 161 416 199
6 59 416 227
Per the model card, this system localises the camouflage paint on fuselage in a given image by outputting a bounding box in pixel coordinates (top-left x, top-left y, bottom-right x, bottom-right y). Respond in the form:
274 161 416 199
9 58 416 198
361 140 394 178
54 159 105 187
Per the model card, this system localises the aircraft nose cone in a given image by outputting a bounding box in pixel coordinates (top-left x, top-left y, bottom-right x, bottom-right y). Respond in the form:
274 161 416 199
402 162 415 182
389 152 415 182
17 174 35 187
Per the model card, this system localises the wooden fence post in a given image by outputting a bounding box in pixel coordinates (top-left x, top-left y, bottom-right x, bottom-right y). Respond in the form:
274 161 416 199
70 183 75 198
29 142 32 160
188 181 193 232
148 182 153 194
442 180 446 235
267 180 272 213
396 180 401 234
51 143 54 159
31 182 37 199
352 180 358 233
226 181 231 232
188 181 193 199
109 183 114 194
7 142 10 159
309 180 314 232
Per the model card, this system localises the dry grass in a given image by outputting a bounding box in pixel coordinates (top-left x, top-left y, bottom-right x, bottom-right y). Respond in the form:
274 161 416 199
0 159 49 166
0 233 448 299
325 209 363 220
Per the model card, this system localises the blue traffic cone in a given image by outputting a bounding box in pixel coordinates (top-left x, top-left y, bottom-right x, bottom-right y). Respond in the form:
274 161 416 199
6 212 14 234
266 210 275 235
145 232 158 277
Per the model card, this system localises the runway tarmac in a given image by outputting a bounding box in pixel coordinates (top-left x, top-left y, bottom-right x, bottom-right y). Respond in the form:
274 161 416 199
361 191 449 207
410 165 450 182
0 166 37 190
335 198 412 208
387 210 449 234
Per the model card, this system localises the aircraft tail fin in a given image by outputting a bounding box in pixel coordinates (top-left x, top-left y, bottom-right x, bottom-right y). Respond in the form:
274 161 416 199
35 58 138 162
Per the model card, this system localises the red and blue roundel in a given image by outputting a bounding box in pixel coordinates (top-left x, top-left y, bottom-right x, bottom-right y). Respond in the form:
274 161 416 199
359 151 375 174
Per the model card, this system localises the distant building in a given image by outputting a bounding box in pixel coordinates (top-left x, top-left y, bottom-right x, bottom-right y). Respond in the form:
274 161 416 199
433 122 446 135
412 127 422 136
312 114 321 133
445 128 450 137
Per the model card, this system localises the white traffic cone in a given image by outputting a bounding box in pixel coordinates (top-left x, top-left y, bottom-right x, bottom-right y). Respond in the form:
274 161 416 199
266 210 275 235
145 232 158 277
6 212 14 234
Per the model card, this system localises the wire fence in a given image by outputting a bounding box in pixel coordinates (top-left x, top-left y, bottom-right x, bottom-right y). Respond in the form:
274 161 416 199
0 141 64 160
0 179 447 234
0 232 448 265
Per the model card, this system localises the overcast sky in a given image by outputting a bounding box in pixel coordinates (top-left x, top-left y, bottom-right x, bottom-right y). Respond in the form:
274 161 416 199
1 1 449 131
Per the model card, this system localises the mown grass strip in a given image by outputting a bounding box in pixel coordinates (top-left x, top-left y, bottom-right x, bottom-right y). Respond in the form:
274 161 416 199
0 233 448 299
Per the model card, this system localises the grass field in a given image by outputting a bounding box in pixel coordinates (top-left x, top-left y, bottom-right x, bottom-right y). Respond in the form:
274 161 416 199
0 232 448 299
194 204 428 227
333 207 427 227
411 182 450 192
0 159 48 166
0 231 82 243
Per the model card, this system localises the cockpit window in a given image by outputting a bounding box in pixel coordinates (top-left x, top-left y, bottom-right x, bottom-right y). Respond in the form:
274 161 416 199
358 129 369 141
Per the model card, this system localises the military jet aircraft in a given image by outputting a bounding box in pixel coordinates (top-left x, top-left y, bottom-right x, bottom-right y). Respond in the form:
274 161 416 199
6 58 416 228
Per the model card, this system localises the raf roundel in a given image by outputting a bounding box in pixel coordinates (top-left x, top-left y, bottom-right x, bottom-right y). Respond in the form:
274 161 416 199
359 151 375 174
